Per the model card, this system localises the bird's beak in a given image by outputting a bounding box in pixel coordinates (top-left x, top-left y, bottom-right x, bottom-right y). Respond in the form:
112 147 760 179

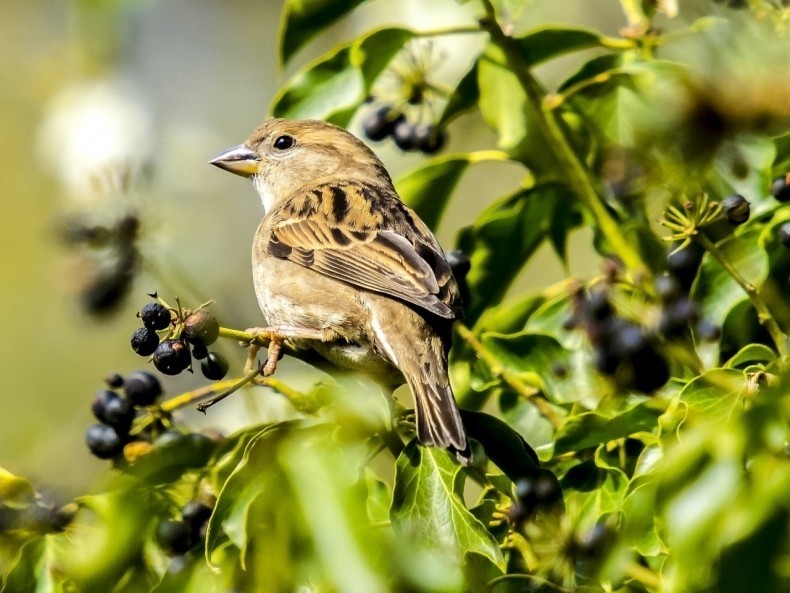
209 144 260 178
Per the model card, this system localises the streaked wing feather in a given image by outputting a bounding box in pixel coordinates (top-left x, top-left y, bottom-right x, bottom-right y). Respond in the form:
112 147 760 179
268 185 459 318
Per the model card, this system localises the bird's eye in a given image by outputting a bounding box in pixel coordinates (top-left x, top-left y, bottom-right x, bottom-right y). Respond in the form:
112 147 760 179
273 135 295 150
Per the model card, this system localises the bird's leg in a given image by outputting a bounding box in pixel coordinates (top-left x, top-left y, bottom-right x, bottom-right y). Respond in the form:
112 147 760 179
243 325 330 380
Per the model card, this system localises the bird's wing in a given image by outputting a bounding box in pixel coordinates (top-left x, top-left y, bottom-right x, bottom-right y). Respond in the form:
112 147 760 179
266 181 462 319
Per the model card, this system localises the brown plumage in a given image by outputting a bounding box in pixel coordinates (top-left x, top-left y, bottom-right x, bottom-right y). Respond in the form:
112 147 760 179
210 118 469 463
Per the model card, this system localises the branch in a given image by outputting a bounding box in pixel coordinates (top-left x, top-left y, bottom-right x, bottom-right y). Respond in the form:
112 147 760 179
478 0 646 277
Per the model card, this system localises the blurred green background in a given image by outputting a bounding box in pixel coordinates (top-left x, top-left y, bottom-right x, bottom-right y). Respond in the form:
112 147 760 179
0 0 713 494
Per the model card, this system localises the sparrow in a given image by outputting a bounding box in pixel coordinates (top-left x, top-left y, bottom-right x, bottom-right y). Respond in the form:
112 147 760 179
210 118 469 463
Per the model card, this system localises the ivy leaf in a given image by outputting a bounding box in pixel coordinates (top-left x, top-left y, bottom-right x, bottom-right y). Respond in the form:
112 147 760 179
438 61 480 127
560 459 628 525
692 228 769 363
553 402 665 456
1 537 53 593
480 331 575 403
391 442 504 570
0 467 35 505
281 438 388 593
724 344 776 368
515 25 614 66
678 369 744 425
123 433 216 485
395 151 515 231
460 409 540 475
278 0 370 65
271 28 412 127
457 184 578 324
206 423 301 568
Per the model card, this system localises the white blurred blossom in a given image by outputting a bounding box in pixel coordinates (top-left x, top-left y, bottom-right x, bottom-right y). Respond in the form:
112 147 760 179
37 78 154 203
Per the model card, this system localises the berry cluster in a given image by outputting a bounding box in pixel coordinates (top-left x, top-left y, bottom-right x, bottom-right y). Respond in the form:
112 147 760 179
363 105 445 154
361 43 447 154
86 371 163 459
568 288 670 394
131 297 228 381
156 500 214 557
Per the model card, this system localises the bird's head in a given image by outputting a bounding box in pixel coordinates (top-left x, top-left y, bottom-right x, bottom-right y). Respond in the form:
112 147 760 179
210 118 391 211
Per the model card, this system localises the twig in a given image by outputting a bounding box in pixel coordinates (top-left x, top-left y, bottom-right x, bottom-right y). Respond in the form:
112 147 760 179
456 324 563 427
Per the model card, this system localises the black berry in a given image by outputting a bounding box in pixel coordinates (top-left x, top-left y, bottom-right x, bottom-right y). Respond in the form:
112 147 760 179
153 340 192 375
362 106 396 142
659 297 699 338
771 175 790 203
183 310 220 346
85 423 125 459
392 118 417 151
654 274 681 302
181 501 213 539
123 371 162 406
191 341 209 360
413 125 446 155
721 194 750 225
91 390 134 434
131 327 159 357
696 319 722 342
104 372 124 388
156 520 195 556
139 302 171 330
667 242 704 291
779 222 790 247
201 352 229 381
630 344 670 393
586 291 613 322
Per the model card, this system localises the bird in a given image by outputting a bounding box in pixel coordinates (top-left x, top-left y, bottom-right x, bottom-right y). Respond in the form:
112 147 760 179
210 118 470 463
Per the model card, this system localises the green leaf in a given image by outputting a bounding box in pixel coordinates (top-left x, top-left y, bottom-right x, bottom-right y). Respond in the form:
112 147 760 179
477 43 554 169
123 433 216 485
278 0 370 65
391 442 504 569
559 53 644 146
678 369 744 425
692 228 769 363
271 28 412 127
457 184 578 324
553 402 664 456
282 437 388 593
560 459 628 526
363 469 391 524
480 331 575 402
0 467 35 505
395 151 514 231
621 474 664 556
206 423 300 567
724 344 776 368
459 409 541 477
499 391 555 453
516 25 612 66
438 61 480 127
1 537 55 593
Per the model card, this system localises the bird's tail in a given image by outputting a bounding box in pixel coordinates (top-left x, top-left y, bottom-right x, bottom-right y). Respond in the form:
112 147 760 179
378 325 469 464
403 359 471 465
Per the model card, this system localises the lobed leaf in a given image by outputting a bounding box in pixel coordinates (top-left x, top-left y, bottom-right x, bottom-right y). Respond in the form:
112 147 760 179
391 442 503 570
